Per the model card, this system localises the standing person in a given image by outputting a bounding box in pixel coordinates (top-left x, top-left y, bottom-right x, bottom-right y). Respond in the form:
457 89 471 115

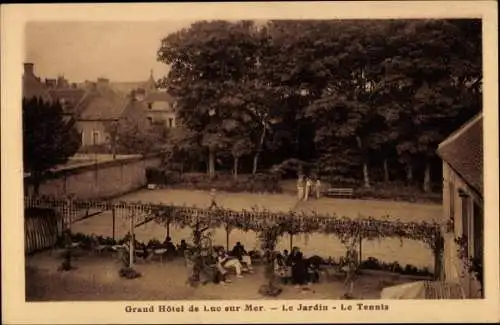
291 251 308 286
314 177 322 199
296 174 304 200
304 177 312 201
209 188 217 209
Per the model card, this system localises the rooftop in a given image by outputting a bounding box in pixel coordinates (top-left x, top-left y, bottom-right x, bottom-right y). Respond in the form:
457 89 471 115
437 113 483 196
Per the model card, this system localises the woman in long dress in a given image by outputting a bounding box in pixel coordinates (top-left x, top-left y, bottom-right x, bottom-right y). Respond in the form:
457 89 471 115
297 175 304 200
304 177 312 201
314 177 321 199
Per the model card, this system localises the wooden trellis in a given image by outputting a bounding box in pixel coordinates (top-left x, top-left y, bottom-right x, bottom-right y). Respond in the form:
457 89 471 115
24 196 444 275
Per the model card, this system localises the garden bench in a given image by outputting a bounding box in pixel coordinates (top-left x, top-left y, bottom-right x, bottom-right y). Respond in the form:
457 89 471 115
325 187 354 198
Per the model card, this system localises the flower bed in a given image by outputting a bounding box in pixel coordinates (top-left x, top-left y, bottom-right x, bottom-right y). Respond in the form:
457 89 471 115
353 184 442 203
358 257 433 278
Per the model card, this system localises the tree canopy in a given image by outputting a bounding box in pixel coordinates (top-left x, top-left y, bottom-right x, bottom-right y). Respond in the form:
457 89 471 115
157 19 482 190
23 97 81 192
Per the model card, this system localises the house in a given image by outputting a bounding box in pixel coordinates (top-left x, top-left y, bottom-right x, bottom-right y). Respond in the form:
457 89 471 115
47 76 87 118
144 91 178 128
118 70 179 129
75 78 150 147
22 63 53 103
437 112 483 298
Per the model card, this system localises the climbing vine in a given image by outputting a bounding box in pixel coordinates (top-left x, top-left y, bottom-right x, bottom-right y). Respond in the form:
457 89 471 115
454 236 483 297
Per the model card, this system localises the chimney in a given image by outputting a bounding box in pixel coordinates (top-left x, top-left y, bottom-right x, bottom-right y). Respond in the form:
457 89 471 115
45 78 56 88
96 77 110 92
24 63 34 75
135 88 146 101
57 76 69 89
84 80 97 92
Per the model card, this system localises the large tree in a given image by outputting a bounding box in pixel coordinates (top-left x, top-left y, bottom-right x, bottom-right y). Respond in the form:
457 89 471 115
105 118 167 156
378 19 482 191
157 19 482 189
23 97 81 194
158 20 261 178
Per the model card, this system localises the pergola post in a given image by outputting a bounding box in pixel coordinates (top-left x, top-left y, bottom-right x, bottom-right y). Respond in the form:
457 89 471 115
289 233 293 252
112 207 116 241
358 235 363 264
129 212 135 268
434 231 444 280
226 226 230 251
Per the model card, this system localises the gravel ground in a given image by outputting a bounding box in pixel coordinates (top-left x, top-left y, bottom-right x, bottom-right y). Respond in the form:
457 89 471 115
26 251 411 301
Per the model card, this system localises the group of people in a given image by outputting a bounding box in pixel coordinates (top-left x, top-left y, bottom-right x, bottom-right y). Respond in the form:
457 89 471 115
120 234 189 262
297 175 321 201
213 242 254 284
274 247 322 286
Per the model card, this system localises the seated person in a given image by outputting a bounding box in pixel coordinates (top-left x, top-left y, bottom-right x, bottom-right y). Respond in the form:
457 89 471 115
177 239 188 256
287 246 300 266
291 251 308 286
121 235 148 260
134 239 149 259
216 249 244 278
274 253 292 284
283 249 290 262
163 236 177 257
306 262 320 284
230 242 254 272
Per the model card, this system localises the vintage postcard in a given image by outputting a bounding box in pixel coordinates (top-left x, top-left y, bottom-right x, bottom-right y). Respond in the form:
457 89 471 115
1 1 499 324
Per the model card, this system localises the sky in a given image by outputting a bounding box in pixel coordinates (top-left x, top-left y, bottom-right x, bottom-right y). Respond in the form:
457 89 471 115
25 21 194 83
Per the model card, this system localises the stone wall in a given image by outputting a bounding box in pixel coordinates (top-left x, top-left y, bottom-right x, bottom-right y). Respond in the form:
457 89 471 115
25 154 162 199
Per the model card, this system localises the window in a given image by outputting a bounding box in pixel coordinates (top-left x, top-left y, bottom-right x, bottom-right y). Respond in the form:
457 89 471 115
449 180 455 220
92 131 100 145
472 201 483 260
459 190 470 254
168 118 173 128
147 117 153 125
148 103 152 109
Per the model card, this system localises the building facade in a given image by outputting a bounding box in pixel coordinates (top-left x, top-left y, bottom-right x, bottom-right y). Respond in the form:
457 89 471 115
437 113 483 298
22 63 53 103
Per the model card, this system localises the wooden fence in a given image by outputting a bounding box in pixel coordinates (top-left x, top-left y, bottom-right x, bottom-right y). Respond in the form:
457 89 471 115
25 207 60 254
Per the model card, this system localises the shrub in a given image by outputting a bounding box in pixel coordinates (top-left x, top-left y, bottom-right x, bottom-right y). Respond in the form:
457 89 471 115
146 167 166 184
147 238 162 248
119 267 141 279
358 256 433 277
170 172 283 194
354 183 442 203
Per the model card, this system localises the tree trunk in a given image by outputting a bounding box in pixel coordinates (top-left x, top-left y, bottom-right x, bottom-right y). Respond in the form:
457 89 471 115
362 163 370 188
423 160 431 193
252 124 267 175
252 154 259 175
112 138 117 160
383 159 390 183
33 171 41 196
406 164 413 183
233 156 239 181
356 136 370 188
208 148 215 179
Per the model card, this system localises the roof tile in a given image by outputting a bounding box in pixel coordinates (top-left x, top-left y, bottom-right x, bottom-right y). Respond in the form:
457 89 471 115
437 113 483 196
